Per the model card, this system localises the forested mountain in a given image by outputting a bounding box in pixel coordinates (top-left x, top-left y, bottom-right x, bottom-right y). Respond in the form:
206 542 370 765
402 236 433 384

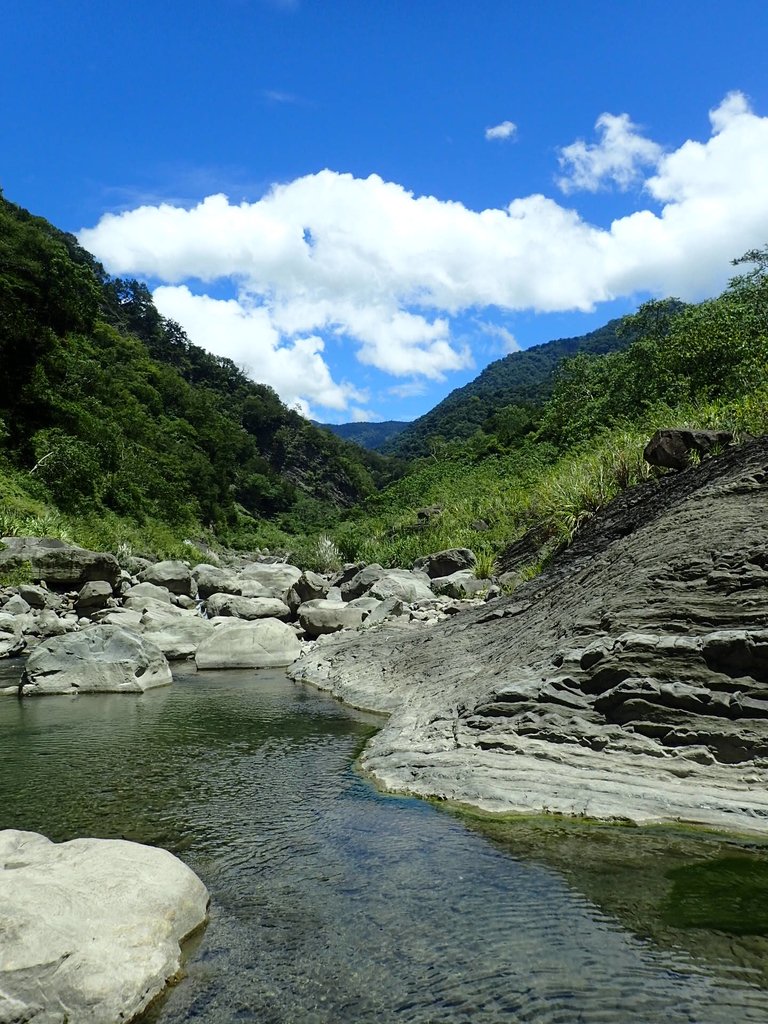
318 420 409 450
379 319 638 459
0 191 399 547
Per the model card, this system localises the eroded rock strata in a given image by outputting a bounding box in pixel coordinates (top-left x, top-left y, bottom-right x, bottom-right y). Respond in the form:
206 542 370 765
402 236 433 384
290 437 768 833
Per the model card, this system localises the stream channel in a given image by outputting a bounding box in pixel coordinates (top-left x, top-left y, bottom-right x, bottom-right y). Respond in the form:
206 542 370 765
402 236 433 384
2 664 768 1023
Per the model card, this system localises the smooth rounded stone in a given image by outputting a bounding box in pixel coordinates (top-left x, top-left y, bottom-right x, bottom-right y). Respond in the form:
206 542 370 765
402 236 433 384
413 547 477 579
237 562 302 599
76 579 113 614
0 829 209 1024
91 607 144 629
3 595 30 616
195 618 301 669
192 564 242 599
20 625 172 696
0 634 25 658
26 609 73 639
0 612 19 634
141 618 214 660
174 594 197 610
0 537 120 588
431 570 489 600
17 584 49 609
298 599 367 639
369 571 435 603
287 571 330 614
124 581 174 606
347 596 383 613
205 593 291 621
339 564 385 601
139 559 196 597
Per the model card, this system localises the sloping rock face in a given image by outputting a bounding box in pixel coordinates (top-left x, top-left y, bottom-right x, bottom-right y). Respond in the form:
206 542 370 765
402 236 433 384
0 829 208 1024
291 437 768 833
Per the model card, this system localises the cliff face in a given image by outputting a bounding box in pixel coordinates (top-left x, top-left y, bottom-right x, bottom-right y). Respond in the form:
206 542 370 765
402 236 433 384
291 437 768 833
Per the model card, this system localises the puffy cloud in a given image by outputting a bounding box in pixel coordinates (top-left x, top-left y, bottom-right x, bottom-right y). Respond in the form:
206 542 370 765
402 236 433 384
80 93 768 413
557 112 662 193
478 322 520 354
152 285 365 417
485 120 517 141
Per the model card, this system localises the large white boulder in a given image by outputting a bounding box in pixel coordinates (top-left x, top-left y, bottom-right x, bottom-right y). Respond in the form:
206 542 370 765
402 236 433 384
0 829 209 1024
139 559 196 597
368 570 435 603
195 618 301 669
20 625 172 695
205 593 291 621
237 562 302 600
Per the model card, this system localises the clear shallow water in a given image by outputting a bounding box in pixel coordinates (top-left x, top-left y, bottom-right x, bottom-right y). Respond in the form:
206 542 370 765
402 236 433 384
1 667 768 1023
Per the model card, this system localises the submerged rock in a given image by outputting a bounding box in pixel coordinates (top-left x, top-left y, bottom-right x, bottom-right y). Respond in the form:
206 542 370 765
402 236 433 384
0 829 208 1024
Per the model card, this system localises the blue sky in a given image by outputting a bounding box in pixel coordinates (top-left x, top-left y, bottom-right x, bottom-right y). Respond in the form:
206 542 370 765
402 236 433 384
4 0 768 422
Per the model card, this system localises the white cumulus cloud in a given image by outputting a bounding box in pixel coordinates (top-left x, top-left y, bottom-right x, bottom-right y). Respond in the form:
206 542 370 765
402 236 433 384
557 112 663 193
80 93 768 415
485 120 517 141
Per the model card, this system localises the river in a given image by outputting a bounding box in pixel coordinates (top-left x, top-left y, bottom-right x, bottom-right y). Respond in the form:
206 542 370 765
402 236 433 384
1 665 768 1023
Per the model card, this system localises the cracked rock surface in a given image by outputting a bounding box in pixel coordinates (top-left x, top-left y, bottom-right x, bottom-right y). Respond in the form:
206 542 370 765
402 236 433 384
290 437 768 833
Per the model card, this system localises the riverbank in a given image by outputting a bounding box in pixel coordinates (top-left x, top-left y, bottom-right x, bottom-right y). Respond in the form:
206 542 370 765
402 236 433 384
290 436 768 834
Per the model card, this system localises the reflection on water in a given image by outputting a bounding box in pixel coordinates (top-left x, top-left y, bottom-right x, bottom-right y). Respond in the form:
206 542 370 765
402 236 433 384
1 667 768 1023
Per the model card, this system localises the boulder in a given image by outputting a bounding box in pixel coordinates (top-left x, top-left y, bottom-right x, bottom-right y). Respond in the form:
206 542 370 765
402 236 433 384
369 570 435 603
413 548 477 578
192 563 241 598
0 829 208 1024
195 619 301 669
76 579 113 615
20 625 172 695
205 593 291 621
17 584 49 609
124 581 174 606
339 564 385 601
139 560 196 597
0 537 120 588
141 617 214 660
237 562 302 600
298 599 367 638
431 570 489 600
27 609 72 639
3 595 30 616
643 428 733 470
362 596 406 627
286 571 330 614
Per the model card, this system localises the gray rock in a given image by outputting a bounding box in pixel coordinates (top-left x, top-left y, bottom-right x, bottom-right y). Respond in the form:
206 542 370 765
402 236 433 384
76 579 113 614
17 584 48 609
362 596 406 627
20 625 172 695
124 581 174 606
192 563 242 599
369 570 435 603
139 560 196 597
0 829 208 1024
287 570 330 614
205 593 291 621
141 616 214 660
298 599 367 639
289 436 768 834
413 548 477 578
643 428 733 470
3 595 30 616
0 537 120 588
339 564 385 601
195 619 301 669
431 570 488 599
238 562 302 600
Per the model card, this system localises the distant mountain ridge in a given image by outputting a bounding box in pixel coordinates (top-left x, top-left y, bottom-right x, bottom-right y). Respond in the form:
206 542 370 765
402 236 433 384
379 319 633 459
317 420 410 451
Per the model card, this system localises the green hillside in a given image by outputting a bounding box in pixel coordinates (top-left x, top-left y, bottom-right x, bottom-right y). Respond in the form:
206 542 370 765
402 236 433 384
0 191 399 555
379 318 639 459
318 420 410 450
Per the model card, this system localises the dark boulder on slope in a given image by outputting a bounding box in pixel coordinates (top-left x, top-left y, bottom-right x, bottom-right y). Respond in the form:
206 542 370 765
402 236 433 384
643 428 733 470
0 538 120 588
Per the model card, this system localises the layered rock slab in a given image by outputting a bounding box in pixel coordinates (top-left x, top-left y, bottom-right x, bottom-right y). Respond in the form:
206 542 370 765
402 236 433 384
0 829 208 1024
291 437 768 833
